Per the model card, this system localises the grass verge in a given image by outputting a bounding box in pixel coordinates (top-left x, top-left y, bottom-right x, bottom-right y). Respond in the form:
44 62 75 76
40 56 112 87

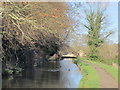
84 60 118 82
78 57 118 82
73 59 99 88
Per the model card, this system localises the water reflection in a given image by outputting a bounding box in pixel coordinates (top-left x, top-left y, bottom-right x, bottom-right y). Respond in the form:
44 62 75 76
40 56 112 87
2 59 82 88
60 59 82 88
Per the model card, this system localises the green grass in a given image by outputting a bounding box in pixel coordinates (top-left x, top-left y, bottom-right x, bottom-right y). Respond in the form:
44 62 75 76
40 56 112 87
78 56 118 82
73 59 99 88
99 58 119 65
85 60 118 82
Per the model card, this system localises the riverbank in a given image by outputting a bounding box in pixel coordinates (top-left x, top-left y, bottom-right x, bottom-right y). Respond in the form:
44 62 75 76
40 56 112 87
73 59 99 88
83 60 118 82
73 58 118 88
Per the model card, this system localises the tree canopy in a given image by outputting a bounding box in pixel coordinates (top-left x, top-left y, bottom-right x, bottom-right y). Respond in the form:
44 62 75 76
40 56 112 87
1 2 72 74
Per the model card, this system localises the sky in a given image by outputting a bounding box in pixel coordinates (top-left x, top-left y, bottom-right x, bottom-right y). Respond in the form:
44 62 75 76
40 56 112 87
106 2 118 44
68 2 118 45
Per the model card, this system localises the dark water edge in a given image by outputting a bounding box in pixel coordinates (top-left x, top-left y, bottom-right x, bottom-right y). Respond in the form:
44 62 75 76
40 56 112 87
2 59 82 88
0 60 2 90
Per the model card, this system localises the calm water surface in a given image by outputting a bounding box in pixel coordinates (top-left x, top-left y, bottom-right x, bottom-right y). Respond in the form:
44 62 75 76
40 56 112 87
2 59 82 88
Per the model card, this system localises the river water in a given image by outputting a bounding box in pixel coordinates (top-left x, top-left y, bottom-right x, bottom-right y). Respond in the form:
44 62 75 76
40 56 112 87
2 59 82 88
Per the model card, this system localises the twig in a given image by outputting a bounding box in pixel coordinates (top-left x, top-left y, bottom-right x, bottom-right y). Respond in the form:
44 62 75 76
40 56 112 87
11 20 24 40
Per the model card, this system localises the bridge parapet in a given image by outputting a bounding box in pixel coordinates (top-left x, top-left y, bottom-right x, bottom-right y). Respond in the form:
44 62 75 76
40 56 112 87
61 54 77 59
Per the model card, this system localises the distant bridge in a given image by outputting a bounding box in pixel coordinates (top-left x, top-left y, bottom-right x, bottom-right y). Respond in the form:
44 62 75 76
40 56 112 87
61 54 77 59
